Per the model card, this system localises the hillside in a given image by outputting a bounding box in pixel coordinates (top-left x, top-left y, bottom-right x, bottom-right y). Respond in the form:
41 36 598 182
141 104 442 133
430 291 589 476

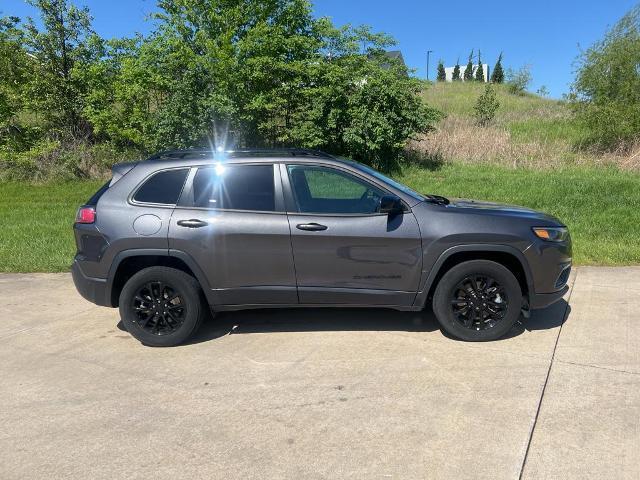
414 82 638 170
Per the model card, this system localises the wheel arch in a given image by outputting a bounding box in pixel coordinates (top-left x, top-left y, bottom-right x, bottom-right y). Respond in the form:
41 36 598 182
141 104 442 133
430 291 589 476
415 245 533 308
107 249 212 307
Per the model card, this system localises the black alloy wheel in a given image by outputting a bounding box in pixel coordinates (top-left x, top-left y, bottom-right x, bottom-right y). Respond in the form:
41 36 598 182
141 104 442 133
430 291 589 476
432 260 522 342
120 267 207 347
132 281 186 335
450 275 508 331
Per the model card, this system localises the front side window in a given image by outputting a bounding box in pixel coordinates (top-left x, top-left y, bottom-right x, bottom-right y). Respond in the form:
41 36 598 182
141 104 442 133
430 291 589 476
133 169 189 205
287 165 386 214
192 164 275 211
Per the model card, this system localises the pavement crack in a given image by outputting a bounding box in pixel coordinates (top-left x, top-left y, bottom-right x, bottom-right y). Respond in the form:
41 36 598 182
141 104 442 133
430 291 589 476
555 359 639 377
518 269 576 480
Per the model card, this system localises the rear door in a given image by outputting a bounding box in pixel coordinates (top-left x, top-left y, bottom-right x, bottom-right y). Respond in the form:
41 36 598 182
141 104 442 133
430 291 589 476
169 162 297 306
282 163 422 306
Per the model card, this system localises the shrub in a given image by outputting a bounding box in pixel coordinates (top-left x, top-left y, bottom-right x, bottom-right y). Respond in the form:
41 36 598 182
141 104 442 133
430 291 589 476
473 84 499 126
506 65 532 95
571 5 640 149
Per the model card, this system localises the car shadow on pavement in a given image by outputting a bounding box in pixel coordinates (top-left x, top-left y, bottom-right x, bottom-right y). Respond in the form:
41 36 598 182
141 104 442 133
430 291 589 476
178 299 571 345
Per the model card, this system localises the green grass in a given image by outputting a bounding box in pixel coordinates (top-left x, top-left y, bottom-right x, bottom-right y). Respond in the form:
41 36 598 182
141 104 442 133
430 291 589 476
423 82 565 118
397 164 640 265
0 181 104 272
1 164 639 271
508 118 589 145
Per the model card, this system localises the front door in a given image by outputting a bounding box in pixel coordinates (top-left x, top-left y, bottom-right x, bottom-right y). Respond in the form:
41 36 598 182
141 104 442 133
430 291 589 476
169 163 297 306
283 164 422 306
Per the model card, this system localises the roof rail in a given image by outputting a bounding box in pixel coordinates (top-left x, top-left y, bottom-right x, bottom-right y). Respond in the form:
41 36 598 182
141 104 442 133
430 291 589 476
146 148 334 161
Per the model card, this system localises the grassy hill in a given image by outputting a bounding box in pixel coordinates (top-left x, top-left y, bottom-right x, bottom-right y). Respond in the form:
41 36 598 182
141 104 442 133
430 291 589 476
415 82 637 170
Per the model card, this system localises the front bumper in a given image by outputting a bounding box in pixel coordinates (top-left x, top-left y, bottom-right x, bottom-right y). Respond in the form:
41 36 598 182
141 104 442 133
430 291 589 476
71 260 111 307
529 284 569 309
523 235 572 308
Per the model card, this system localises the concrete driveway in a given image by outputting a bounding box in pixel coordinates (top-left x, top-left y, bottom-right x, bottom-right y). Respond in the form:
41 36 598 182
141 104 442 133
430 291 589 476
0 267 638 479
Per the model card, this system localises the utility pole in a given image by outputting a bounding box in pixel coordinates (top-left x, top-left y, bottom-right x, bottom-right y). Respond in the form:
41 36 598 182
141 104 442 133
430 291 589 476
426 50 433 81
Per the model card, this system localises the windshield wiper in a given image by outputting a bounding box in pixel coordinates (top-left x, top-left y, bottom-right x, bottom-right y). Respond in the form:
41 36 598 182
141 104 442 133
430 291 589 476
423 194 450 205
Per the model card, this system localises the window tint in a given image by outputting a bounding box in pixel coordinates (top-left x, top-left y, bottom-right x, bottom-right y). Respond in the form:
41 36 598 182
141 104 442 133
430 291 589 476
192 164 275 211
133 169 189 205
287 165 386 214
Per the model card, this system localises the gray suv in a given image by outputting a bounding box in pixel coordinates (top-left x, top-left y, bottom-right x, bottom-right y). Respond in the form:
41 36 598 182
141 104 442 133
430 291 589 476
72 149 571 346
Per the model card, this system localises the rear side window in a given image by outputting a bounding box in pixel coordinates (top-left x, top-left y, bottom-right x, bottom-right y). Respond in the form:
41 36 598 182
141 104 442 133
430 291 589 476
192 164 275 211
133 169 189 205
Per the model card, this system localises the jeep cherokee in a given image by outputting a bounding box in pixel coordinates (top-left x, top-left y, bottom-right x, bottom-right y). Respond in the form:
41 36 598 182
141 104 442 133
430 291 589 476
72 149 571 346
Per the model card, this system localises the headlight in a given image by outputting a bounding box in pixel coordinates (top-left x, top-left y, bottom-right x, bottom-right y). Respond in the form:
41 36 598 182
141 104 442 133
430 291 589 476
532 227 569 242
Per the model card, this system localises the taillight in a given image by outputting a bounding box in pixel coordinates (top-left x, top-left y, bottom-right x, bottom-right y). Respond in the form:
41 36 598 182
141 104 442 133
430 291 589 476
75 206 96 224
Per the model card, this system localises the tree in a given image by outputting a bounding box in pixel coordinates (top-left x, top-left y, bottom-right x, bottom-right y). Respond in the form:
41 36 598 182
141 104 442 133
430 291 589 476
0 16 28 136
506 65 532 95
81 0 440 169
436 60 446 81
22 0 99 138
475 49 484 82
571 5 640 149
491 52 504 83
463 50 474 81
452 58 461 81
474 83 499 126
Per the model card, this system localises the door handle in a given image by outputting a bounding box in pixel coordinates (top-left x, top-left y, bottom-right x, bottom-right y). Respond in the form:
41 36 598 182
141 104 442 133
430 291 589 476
296 223 328 231
177 219 208 228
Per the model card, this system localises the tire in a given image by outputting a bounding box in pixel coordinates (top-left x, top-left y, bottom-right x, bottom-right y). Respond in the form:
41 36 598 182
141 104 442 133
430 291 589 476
119 266 207 347
432 260 523 342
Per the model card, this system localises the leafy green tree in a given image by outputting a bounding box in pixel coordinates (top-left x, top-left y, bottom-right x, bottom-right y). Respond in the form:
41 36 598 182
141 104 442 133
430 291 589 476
571 5 640 149
491 52 504 83
22 0 100 138
474 83 499 126
0 17 28 135
452 58 461 81
475 49 484 82
81 0 439 168
463 50 474 81
436 60 446 81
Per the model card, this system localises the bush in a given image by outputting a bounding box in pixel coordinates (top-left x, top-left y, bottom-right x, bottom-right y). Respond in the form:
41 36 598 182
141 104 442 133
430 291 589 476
473 84 500 126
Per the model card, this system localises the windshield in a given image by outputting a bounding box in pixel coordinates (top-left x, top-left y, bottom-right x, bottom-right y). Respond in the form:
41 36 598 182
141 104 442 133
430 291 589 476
345 160 425 202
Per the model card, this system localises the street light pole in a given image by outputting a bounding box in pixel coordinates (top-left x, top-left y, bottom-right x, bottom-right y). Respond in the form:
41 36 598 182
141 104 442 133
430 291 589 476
426 50 433 81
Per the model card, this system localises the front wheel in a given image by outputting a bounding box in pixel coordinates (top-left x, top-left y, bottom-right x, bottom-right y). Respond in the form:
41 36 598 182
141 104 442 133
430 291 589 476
119 267 207 347
432 260 523 341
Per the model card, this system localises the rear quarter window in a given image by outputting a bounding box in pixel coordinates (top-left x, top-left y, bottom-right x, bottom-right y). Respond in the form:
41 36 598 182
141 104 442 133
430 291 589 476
133 169 189 205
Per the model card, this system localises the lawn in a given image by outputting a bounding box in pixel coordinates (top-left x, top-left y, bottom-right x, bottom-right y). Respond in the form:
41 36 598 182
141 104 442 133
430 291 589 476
1 164 638 272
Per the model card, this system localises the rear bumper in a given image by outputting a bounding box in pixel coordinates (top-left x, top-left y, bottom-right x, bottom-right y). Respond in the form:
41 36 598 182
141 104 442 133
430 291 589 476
71 261 111 307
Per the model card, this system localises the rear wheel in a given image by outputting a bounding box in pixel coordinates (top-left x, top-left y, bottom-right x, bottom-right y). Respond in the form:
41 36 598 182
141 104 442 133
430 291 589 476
432 260 522 341
119 267 206 347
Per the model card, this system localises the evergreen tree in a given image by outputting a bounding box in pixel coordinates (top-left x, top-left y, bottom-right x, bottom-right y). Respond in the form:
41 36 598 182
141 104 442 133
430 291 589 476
475 49 485 82
463 50 474 81
436 60 446 81
452 58 461 81
491 52 504 83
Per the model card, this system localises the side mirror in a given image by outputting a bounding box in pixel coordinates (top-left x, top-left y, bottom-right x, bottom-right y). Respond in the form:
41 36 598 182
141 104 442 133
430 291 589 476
378 195 404 216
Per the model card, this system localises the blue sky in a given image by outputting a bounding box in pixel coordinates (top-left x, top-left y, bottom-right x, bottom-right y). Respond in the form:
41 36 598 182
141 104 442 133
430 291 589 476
4 0 637 98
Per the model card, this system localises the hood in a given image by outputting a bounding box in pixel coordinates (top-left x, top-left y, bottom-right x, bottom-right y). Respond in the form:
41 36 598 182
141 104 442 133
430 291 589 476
441 198 563 224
